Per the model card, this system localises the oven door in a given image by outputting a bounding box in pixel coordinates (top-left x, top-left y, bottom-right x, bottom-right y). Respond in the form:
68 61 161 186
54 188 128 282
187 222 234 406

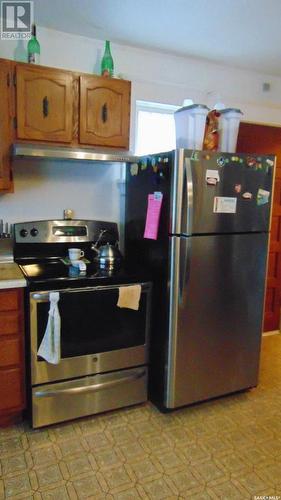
30 282 151 385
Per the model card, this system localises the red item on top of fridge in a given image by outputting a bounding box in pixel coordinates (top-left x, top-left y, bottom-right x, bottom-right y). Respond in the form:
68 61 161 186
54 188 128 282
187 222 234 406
203 110 221 151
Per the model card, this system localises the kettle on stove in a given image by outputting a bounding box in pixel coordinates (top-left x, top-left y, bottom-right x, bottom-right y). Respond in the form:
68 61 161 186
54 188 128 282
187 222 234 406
91 229 123 269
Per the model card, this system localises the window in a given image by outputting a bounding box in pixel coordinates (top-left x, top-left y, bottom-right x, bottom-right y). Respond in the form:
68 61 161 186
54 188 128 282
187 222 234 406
135 101 179 155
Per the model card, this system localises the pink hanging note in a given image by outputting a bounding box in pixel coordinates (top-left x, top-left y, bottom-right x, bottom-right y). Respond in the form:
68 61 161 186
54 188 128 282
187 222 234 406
144 192 163 240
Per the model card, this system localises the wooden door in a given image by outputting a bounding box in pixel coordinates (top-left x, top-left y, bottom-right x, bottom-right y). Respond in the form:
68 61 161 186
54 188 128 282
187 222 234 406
16 65 73 143
79 75 131 148
0 59 14 192
237 123 281 331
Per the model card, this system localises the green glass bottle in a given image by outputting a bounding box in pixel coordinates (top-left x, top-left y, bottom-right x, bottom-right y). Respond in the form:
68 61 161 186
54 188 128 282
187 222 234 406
27 24 40 64
101 40 114 77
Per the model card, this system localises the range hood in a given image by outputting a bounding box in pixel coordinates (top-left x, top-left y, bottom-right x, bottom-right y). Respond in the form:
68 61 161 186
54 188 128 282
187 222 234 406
12 143 138 163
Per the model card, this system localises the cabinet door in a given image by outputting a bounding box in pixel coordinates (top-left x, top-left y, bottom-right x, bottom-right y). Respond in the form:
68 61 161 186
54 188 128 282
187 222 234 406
0 60 14 192
0 288 25 420
16 65 73 143
0 368 23 411
80 75 131 148
0 288 20 311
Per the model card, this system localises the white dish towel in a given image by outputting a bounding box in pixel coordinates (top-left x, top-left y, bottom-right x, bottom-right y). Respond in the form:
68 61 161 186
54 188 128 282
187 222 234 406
37 292 61 365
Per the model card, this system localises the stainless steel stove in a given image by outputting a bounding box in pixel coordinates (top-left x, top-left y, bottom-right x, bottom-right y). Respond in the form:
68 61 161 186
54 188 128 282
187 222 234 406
14 220 151 428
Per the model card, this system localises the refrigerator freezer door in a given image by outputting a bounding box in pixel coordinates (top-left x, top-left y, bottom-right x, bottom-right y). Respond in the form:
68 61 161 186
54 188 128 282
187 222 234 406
166 232 268 408
125 151 174 249
181 151 275 235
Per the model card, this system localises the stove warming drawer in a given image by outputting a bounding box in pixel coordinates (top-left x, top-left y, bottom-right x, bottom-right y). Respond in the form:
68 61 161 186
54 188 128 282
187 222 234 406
32 366 147 428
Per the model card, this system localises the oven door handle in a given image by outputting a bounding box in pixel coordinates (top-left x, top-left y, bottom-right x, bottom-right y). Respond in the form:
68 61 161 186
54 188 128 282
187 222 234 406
32 293 56 302
31 283 151 302
34 369 146 398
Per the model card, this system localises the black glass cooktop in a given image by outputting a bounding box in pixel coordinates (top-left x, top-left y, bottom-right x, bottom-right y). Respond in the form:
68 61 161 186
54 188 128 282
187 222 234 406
17 258 143 290
19 259 96 280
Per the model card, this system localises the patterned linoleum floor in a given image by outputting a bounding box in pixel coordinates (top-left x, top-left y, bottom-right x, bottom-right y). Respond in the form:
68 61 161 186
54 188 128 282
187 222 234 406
1 335 281 499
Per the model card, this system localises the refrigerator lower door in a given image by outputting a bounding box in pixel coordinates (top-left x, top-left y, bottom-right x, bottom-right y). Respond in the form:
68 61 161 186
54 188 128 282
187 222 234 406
166 232 268 408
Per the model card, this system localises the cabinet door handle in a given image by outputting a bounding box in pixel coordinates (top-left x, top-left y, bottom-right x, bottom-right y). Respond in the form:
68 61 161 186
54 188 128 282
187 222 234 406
101 103 107 123
42 96 49 118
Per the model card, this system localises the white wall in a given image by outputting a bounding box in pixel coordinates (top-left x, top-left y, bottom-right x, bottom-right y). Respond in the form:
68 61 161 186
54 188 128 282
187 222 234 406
1 159 123 223
1 26 281 228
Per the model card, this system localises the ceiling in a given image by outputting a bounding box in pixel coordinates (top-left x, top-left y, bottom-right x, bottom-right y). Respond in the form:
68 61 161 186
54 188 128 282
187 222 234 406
33 0 281 76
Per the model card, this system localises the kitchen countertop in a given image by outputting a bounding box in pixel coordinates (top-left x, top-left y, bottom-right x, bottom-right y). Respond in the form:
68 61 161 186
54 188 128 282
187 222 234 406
0 262 27 289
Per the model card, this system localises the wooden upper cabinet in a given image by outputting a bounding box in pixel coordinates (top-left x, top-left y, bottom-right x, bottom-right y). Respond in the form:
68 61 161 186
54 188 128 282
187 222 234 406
79 75 131 148
0 59 14 192
16 65 73 143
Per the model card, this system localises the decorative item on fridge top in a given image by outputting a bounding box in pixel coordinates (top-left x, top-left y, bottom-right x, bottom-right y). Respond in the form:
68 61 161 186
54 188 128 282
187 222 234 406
203 107 243 153
203 109 221 151
218 108 243 153
27 24 40 64
101 40 114 77
174 104 209 150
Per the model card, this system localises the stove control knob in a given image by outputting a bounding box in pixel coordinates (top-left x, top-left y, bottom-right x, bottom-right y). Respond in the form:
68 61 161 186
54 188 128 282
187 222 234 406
30 228 39 237
20 229 28 238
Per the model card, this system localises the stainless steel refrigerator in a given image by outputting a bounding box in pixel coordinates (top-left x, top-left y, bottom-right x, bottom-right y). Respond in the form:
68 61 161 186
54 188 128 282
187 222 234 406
125 149 275 410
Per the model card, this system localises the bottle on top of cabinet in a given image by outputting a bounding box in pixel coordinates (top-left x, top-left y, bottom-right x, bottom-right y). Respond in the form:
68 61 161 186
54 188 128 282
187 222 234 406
101 40 114 77
27 24 40 64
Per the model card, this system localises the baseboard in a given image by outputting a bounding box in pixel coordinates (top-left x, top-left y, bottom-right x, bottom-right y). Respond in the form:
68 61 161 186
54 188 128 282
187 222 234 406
262 330 280 337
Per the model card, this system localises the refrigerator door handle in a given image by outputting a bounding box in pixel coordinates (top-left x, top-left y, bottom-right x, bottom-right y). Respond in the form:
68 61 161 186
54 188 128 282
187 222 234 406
171 149 184 234
179 236 191 302
167 235 191 406
167 236 180 406
183 157 193 235
171 151 193 235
